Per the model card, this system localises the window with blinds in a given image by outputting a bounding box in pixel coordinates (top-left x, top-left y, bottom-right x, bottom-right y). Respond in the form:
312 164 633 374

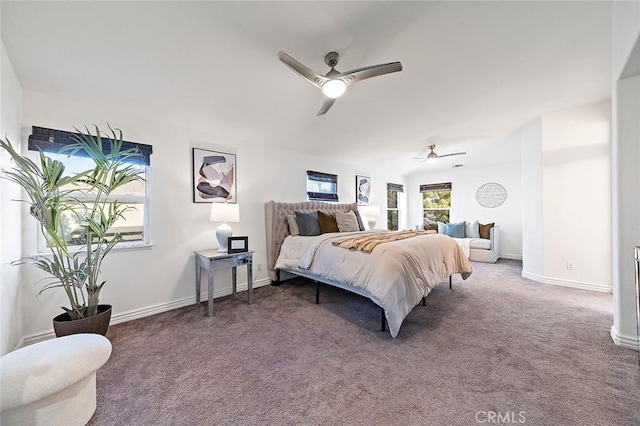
387 183 404 231
420 182 451 223
306 170 338 201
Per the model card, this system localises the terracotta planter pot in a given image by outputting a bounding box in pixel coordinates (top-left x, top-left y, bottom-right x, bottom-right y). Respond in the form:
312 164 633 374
52 304 112 337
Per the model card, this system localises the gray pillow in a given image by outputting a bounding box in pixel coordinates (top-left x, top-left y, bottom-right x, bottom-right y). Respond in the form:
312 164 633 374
465 220 480 238
335 210 360 232
295 211 321 236
286 214 300 236
437 222 447 234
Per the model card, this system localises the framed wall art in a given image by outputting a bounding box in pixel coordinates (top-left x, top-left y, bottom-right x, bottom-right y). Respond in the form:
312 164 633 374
192 148 236 203
356 175 371 205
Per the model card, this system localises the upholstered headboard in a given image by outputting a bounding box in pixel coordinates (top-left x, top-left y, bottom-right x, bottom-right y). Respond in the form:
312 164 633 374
264 201 360 281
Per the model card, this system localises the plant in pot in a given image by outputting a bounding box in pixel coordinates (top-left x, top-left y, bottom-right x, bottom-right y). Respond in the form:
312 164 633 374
0 126 144 337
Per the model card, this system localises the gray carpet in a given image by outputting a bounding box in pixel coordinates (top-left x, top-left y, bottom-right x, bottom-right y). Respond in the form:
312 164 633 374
89 260 640 426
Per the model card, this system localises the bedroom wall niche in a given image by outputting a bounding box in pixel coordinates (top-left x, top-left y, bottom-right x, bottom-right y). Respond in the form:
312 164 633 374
406 160 523 260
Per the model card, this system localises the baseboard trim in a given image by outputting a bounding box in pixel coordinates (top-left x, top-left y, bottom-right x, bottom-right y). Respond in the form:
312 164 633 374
521 271 611 293
610 325 639 351
500 253 522 260
21 278 271 347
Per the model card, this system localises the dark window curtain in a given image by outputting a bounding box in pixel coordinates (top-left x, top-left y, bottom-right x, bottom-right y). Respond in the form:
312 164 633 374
28 126 153 166
306 170 338 201
387 183 404 193
420 182 452 192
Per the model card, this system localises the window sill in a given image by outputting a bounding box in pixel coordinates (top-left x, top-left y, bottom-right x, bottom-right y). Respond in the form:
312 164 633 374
35 242 154 256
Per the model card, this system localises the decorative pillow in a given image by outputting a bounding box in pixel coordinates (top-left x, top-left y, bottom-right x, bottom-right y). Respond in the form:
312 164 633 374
335 210 360 232
445 222 466 238
465 220 480 238
423 218 438 231
479 222 495 240
437 221 447 234
295 211 321 236
318 211 339 234
286 214 300 236
354 210 366 231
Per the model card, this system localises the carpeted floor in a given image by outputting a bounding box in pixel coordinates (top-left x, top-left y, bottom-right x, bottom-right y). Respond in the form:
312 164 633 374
89 260 640 426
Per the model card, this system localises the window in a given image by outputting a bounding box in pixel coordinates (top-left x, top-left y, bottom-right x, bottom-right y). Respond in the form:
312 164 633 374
387 183 403 231
421 182 451 223
28 126 152 252
306 170 338 202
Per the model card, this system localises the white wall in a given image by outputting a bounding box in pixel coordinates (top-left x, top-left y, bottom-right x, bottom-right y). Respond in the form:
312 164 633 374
520 118 544 276
540 101 611 289
406 143 523 260
611 0 640 351
0 39 23 354
18 90 406 339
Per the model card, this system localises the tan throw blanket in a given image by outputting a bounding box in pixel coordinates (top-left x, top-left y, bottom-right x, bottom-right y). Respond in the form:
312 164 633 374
332 230 437 253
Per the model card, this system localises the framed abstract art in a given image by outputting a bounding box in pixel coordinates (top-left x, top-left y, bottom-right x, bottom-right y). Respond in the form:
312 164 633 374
356 175 371 205
192 148 236 203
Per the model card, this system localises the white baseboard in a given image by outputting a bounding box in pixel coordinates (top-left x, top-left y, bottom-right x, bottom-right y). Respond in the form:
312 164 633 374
21 278 271 347
521 271 611 293
500 253 522 260
610 325 639 351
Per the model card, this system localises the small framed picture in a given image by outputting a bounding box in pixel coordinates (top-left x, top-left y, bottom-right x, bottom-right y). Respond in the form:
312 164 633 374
228 236 249 253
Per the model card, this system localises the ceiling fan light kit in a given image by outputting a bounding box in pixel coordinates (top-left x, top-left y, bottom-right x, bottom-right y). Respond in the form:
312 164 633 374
277 50 402 115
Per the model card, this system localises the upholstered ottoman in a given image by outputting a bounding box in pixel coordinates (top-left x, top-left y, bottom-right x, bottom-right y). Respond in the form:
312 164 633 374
1 333 112 426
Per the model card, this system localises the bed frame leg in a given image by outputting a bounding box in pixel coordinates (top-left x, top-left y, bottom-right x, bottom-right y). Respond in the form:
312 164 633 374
381 308 386 332
315 281 320 304
421 297 426 306
271 269 282 286
449 275 452 290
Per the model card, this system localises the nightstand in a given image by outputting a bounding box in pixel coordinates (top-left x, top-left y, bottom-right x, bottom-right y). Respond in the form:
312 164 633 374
194 249 254 317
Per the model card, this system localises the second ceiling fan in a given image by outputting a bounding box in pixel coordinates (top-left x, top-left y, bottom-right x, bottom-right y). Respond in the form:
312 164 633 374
277 51 403 116
413 144 467 164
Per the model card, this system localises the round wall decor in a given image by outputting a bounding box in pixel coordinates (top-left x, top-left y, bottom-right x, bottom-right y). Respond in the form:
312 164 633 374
476 182 507 208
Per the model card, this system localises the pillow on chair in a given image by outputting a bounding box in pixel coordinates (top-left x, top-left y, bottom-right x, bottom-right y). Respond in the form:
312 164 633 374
445 222 466 238
479 222 495 239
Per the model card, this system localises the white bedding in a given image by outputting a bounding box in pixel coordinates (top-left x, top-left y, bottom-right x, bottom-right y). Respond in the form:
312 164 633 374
275 231 472 337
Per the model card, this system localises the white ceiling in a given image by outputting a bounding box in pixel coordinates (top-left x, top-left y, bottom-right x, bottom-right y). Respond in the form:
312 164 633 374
1 1 611 175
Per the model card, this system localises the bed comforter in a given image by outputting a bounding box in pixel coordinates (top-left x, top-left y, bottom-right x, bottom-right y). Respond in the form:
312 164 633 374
275 231 473 337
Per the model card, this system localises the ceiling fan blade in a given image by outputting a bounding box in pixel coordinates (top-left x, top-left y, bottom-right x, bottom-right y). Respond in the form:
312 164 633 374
437 152 467 158
317 98 337 116
277 51 328 88
338 62 403 85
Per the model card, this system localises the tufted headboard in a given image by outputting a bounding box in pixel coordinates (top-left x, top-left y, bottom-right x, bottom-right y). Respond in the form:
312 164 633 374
264 200 360 281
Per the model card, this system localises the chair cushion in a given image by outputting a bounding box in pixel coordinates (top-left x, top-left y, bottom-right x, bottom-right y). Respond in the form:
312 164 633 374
470 238 491 250
445 222 466 238
479 222 495 239
465 221 480 238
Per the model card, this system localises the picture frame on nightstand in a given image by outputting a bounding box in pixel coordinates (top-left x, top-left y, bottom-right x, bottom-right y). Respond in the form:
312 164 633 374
228 236 248 253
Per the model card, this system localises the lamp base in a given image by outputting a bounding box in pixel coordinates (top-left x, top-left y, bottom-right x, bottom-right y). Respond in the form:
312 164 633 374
367 218 377 230
216 222 232 253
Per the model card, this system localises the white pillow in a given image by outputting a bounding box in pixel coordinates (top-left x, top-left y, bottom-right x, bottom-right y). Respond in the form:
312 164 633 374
286 214 300 236
335 210 360 232
465 220 480 238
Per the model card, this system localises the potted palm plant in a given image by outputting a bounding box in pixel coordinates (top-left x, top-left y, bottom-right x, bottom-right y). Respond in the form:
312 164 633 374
0 125 144 337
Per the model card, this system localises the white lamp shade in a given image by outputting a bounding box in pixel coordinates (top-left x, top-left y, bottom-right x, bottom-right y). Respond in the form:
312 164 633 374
358 205 380 218
210 203 239 223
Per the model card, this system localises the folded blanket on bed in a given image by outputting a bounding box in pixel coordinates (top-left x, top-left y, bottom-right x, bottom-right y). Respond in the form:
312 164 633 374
332 229 437 253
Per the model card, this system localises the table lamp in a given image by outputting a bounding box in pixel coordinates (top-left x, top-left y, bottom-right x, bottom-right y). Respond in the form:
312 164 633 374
210 203 240 253
358 205 381 230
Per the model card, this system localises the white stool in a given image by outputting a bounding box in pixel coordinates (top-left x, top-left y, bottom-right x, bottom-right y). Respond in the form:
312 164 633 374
1 333 112 426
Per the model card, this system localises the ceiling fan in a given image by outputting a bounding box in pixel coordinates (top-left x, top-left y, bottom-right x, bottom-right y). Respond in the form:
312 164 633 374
277 50 403 116
413 144 467 164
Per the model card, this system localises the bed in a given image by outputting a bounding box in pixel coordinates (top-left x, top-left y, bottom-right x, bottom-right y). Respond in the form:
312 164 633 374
265 200 472 337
